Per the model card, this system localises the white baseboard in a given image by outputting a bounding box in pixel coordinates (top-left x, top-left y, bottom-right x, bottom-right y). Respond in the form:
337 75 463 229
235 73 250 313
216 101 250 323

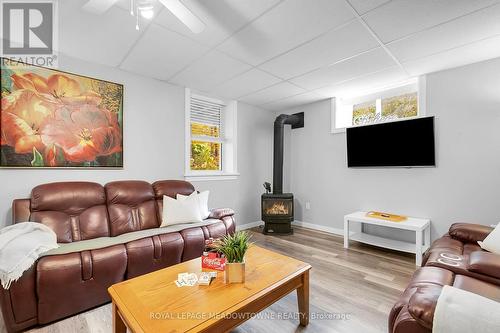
236 220 345 237
236 221 263 231
292 220 344 236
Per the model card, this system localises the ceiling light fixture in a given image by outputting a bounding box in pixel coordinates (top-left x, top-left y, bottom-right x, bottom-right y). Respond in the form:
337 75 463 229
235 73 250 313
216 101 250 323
83 0 204 33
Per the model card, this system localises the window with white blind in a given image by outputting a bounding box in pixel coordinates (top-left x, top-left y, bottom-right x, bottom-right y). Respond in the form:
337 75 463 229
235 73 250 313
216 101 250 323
185 89 238 181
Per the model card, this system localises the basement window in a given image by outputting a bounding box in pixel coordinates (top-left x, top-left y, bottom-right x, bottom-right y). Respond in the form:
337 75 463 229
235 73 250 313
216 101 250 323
331 78 426 133
184 89 238 181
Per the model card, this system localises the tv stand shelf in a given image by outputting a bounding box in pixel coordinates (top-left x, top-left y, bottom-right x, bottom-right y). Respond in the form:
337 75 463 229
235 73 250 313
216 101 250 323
344 211 431 266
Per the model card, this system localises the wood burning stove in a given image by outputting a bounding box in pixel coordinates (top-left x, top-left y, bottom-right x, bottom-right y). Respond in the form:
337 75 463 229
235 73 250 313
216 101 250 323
262 193 294 234
261 112 304 235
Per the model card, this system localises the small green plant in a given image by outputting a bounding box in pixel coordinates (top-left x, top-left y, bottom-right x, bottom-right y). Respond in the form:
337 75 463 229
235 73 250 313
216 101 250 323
215 231 252 263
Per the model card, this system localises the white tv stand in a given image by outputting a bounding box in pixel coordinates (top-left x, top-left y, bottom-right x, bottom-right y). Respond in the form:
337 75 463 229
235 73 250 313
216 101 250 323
343 211 431 266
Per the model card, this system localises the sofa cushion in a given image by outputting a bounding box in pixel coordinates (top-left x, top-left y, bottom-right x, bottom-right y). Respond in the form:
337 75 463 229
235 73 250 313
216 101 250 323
180 227 206 261
36 244 127 324
30 182 109 242
453 275 500 301
206 222 227 239
106 181 159 236
449 223 493 244
125 232 184 279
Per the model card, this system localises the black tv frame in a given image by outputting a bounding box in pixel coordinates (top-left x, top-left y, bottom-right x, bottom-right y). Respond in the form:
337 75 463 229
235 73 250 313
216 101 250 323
346 116 436 168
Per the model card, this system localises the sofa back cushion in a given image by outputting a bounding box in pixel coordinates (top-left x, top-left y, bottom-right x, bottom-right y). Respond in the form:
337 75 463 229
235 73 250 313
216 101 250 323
106 181 159 236
153 180 195 224
30 182 109 243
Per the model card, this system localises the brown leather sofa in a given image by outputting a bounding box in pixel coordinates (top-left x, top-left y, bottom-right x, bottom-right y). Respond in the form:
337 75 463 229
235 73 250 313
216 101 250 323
389 223 500 333
0 180 236 333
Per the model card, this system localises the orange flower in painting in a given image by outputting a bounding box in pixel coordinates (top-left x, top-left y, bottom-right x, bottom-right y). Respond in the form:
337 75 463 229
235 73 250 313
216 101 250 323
11 73 101 106
41 105 122 163
1 89 53 153
44 145 59 167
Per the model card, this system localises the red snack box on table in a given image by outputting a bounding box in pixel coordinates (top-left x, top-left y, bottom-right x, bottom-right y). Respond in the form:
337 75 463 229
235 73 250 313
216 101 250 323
201 252 226 271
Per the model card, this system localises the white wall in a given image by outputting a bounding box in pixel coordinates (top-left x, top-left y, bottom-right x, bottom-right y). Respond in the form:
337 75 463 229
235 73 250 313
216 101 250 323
282 57 500 241
0 55 274 228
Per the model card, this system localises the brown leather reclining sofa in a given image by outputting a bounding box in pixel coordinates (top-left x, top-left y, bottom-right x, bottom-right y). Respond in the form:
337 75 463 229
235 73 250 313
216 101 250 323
390 223 500 333
0 180 236 333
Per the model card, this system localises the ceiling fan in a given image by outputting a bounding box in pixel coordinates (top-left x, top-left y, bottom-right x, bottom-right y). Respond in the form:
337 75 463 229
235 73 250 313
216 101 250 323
82 0 205 33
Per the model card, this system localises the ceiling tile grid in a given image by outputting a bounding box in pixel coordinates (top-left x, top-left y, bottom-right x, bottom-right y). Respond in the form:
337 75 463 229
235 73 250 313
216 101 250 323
259 19 380 80
216 0 356 66
120 24 210 81
239 82 305 105
62 0 500 110
209 68 282 99
290 47 397 90
169 50 252 92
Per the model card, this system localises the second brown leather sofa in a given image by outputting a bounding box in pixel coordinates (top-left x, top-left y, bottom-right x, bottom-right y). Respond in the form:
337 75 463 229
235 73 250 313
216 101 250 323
0 180 236 333
389 223 500 333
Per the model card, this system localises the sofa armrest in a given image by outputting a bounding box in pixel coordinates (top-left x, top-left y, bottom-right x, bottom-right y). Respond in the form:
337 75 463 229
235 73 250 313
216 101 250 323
449 223 493 244
407 285 443 330
468 251 500 279
208 208 235 220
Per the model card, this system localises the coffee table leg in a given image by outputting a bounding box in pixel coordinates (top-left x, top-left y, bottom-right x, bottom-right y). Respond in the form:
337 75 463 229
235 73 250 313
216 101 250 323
297 270 310 326
112 302 126 333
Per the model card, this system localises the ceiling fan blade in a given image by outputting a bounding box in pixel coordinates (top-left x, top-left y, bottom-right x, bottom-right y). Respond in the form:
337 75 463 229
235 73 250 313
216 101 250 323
82 0 120 14
159 0 206 33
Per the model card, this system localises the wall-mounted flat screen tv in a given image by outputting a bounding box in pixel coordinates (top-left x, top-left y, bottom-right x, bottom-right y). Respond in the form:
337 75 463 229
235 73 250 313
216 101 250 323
346 117 435 168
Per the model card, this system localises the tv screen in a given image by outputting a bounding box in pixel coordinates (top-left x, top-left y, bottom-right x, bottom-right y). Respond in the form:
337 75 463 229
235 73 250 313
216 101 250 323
346 117 435 168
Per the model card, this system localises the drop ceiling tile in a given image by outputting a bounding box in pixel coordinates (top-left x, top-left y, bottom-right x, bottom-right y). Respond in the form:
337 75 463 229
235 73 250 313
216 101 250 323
239 82 305 105
263 91 325 110
402 34 500 76
59 0 147 67
217 0 355 65
120 24 209 80
348 0 391 15
259 20 379 79
363 0 500 43
210 69 281 99
387 4 500 62
169 50 251 92
314 67 409 98
290 47 397 90
152 0 281 47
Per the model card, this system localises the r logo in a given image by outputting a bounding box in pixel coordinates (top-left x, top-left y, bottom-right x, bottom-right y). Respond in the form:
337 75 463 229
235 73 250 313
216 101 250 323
2 1 53 55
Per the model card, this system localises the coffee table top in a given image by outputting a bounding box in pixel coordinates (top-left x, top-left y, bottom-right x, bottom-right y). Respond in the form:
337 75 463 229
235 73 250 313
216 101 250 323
108 245 311 333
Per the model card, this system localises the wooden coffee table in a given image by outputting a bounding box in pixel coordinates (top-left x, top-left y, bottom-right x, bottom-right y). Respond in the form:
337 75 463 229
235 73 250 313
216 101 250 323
108 245 311 333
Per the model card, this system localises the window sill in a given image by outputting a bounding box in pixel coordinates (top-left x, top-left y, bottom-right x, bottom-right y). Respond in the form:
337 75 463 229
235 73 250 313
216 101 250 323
184 173 240 182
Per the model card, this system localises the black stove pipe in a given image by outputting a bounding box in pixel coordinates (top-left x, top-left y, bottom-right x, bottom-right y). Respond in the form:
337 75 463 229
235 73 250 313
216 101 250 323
273 112 304 194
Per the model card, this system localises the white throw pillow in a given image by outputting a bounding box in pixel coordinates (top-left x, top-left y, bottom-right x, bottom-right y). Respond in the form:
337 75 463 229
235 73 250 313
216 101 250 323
161 194 202 227
478 224 500 254
177 191 210 219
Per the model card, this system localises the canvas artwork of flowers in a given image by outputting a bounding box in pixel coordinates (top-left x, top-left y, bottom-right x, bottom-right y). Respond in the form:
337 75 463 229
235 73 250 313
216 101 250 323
0 59 123 168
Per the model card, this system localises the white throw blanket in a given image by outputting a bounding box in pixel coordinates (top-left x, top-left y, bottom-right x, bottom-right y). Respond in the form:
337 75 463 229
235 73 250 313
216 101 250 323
433 285 500 333
0 222 58 289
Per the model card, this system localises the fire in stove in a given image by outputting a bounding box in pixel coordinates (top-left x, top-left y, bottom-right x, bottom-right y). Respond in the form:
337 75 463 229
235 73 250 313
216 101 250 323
266 202 289 215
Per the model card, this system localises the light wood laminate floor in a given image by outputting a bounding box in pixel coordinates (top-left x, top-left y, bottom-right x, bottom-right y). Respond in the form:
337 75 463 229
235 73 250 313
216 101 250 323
0 226 415 333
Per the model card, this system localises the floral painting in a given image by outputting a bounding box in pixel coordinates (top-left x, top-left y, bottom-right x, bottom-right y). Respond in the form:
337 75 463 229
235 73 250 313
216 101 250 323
0 58 123 168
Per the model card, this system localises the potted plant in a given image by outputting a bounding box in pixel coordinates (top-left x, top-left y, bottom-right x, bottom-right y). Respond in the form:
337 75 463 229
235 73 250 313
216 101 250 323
214 231 252 283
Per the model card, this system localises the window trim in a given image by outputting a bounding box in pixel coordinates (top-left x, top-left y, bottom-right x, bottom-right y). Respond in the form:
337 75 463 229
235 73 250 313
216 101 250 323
184 88 239 181
331 76 426 134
